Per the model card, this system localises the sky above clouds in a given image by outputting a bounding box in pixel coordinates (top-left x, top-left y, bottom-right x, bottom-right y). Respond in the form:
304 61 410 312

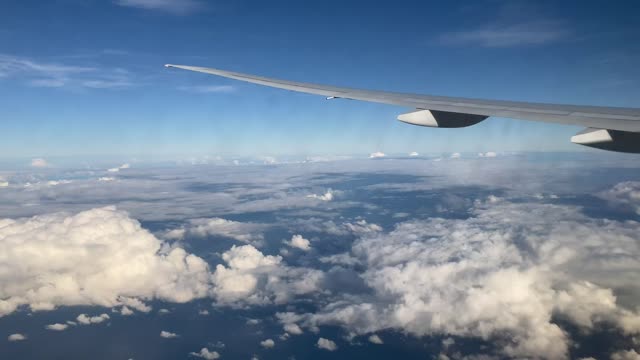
0 0 639 158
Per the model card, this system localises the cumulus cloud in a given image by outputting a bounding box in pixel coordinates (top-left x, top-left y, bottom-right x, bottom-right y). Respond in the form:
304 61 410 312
164 218 267 244
120 306 134 316
316 337 338 351
599 181 640 215
119 297 152 313
284 234 311 251
450 152 461 159
611 349 640 360
160 330 179 338
300 200 640 359
77 313 109 325
409 152 419 157
45 323 68 331
260 339 275 348
211 245 323 306
369 152 385 159
284 323 303 335
345 220 383 234
292 218 383 238
319 253 360 267
8 333 26 341
189 347 221 359
306 189 335 201
0 206 213 317
368 334 383 344
30 158 48 167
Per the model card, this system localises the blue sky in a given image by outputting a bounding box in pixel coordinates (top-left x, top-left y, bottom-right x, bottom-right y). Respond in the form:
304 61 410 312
1 0 639 158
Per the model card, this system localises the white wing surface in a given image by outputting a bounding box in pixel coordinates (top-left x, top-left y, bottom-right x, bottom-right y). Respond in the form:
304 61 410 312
165 64 640 153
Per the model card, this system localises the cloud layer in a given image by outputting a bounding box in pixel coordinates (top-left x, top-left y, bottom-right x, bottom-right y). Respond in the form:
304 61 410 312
301 199 640 359
0 206 212 316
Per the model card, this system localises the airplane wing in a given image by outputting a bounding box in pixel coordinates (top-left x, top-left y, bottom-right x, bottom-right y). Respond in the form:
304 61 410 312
165 64 640 153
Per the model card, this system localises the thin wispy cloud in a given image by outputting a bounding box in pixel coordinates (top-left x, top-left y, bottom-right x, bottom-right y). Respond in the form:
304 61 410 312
439 20 570 47
115 0 204 15
177 85 236 93
0 54 134 89
438 2 571 48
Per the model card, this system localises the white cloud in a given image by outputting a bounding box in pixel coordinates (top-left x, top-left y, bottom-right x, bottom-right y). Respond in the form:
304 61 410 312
160 330 179 338
120 306 134 316
284 323 303 335
8 333 26 341
478 152 497 157
46 180 72 186
260 339 275 348
98 177 116 182
450 152 461 159
0 206 213 317
77 313 110 325
302 200 640 359
316 337 338 351
107 163 130 173
261 156 277 165
159 308 170 314
344 220 382 235
119 297 152 313
368 334 383 344
189 347 220 359
198 309 209 315
369 152 385 159
115 0 203 14
611 349 640 360
284 234 311 251
45 323 68 331
306 189 335 201
599 181 640 215
164 218 267 244
30 158 48 167
211 245 322 306
319 253 360 267
409 152 419 157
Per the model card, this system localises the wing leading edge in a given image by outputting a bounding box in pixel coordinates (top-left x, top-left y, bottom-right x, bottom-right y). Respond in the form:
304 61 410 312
165 64 640 153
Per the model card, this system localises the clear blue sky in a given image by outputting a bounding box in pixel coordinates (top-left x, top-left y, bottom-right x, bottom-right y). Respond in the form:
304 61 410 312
1 0 639 158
